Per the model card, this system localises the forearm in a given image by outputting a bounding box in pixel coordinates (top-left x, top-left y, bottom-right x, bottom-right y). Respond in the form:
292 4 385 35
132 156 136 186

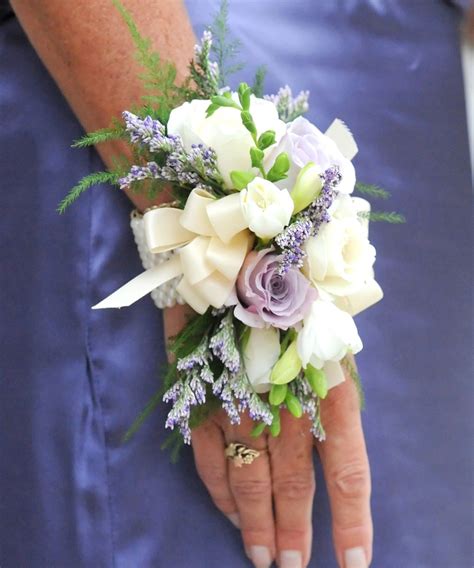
10 0 196 211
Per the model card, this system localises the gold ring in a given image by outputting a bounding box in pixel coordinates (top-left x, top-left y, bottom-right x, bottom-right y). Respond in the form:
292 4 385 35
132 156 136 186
225 442 261 468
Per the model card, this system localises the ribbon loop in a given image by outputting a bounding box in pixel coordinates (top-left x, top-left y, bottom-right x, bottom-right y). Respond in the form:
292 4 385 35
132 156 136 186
93 186 253 313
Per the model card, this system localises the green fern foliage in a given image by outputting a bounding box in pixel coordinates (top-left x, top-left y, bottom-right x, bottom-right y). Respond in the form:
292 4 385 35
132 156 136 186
111 0 187 123
355 182 391 200
71 120 125 149
252 65 267 97
359 211 406 223
341 356 366 410
210 0 244 86
57 171 119 214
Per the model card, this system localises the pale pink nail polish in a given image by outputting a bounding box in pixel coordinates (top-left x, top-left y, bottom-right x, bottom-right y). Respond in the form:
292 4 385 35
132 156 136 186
344 546 367 568
226 512 240 528
280 549 302 568
249 545 272 568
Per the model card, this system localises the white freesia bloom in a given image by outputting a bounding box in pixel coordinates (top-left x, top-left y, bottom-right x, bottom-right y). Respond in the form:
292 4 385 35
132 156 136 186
243 327 281 393
265 116 356 193
304 194 377 297
297 299 363 369
240 177 294 240
167 95 285 188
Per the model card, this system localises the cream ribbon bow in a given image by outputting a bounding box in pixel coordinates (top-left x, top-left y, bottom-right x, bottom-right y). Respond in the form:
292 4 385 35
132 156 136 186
92 188 254 313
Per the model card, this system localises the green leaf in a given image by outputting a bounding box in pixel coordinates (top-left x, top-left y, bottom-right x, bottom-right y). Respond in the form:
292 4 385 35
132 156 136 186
304 365 328 399
230 170 256 190
285 391 303 419
269 383 288 406
257 130 276 151
238 82 252 110
250 147 265 168
250 422 267 438
270 406 281 437
240 110 257 137
210 94 241 109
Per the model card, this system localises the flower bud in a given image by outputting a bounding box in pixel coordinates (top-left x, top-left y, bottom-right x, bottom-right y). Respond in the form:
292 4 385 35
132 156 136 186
304 364 328 399
270 339 302 385
291 162 323 213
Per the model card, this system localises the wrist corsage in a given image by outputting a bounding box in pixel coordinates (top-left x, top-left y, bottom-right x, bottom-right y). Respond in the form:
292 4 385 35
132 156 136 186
59 1 404 449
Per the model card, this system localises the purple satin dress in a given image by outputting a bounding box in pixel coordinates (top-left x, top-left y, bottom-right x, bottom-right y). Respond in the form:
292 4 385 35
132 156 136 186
0 1 471 566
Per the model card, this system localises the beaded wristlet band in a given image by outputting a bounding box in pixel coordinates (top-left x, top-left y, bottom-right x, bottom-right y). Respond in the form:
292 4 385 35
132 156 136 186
130 209 184 309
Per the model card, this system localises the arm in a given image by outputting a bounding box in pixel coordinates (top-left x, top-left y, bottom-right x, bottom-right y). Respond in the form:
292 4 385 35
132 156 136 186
10 0 195 212
10 4 373 566
10 0 195 336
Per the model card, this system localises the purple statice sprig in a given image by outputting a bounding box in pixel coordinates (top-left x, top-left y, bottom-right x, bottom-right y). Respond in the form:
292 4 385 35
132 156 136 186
274 218 312 275
163 336 214 443
290 374 326 441
213 368 273 428
274 165 342 274
265 85 310 123
190 30 220 98
118 111 224 196
122 111 176 153
209 310 241 374
302 165 342 234
163 309 273 442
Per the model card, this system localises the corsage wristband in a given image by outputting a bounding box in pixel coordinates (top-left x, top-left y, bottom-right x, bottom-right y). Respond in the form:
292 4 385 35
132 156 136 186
130 209 184 310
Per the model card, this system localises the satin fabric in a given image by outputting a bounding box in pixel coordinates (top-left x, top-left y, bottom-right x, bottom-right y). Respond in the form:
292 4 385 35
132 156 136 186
0 1 471 566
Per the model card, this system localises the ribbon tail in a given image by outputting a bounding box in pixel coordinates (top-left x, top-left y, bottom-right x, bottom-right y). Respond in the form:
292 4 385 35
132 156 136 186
325 119 358 160
335 279 384 317
92 255 182 309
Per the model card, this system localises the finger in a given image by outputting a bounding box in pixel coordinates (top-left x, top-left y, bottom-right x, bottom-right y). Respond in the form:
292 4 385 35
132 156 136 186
220 412 275 568
269 409 316 568
315 372 372 568
191 416 239 529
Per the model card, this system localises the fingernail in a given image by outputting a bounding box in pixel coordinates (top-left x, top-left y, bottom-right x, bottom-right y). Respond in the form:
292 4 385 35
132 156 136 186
226 512 240 528
344 547 367 568
280 549 302 568
249 545 272 568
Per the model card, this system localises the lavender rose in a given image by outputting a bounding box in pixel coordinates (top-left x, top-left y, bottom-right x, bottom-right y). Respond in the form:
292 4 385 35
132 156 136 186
231 249 317 330
265 116 356 194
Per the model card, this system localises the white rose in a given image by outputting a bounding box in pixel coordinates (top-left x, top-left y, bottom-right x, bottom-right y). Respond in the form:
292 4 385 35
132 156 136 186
240 177 294 240
304 194 376 297
265 116 356 194
167 95 285 188
243 327 281 393
297 299 363 369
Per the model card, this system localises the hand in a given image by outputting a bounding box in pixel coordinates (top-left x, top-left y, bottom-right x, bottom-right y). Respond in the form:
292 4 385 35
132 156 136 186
191 364 372 568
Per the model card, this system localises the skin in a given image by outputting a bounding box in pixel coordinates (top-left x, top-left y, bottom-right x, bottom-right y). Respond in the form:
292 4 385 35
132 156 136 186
11 1 373 566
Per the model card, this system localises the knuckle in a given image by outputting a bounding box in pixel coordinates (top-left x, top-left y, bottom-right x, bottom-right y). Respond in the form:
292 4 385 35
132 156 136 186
212 496 236 514
232 478 272 502
322 382 360 423
332 462 371 499
277 527 310 542
273 469 315 500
